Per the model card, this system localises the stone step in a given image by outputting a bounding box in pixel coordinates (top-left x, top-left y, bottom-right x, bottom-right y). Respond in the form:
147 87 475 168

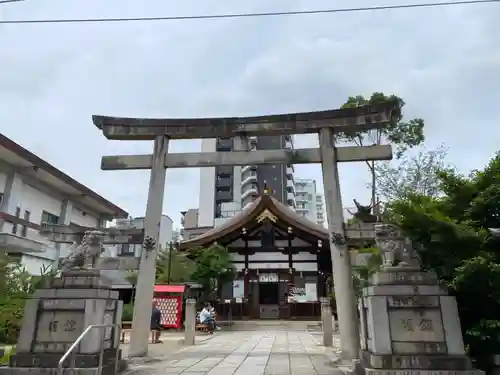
223 320 321 331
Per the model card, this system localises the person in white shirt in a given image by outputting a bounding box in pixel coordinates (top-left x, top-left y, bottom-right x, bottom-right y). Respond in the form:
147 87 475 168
199 303 215 333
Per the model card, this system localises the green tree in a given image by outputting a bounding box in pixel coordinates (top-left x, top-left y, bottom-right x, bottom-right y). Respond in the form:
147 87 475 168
386 151 500 371
376 144 450 202
156 245 195 284
340 92 425 215
187 244 235 301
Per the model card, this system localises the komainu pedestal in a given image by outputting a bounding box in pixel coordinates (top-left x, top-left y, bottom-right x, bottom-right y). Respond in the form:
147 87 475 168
357 224 484 375
1 270 125 375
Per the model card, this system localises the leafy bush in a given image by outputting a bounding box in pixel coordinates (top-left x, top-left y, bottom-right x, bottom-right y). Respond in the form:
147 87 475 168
122 304 134 322
0 254 55 345
0 346 15 366
0 301 24 345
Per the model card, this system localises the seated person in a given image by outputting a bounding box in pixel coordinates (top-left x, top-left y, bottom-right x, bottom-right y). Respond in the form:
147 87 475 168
199 303 216 333
209 304 221 331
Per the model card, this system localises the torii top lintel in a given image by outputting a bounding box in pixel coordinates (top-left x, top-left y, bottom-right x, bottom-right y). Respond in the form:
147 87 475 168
92 101 400 140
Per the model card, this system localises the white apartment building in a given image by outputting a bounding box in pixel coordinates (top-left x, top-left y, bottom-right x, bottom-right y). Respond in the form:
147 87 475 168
0 134 129 274
198 136 297 229
295 178 326 227
106 214 173 257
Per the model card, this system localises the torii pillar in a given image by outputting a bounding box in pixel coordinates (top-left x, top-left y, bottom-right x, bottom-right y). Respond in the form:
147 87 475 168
129 135 169 358
319 127 359 360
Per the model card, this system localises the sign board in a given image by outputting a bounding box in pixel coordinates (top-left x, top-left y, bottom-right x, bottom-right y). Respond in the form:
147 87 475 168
232 280 245 298
288 283 318 303
259 273 278 283
289 286 306 296
389 309 445 342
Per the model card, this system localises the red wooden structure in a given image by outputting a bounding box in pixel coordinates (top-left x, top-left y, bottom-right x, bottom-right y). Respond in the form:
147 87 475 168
153 284 185 329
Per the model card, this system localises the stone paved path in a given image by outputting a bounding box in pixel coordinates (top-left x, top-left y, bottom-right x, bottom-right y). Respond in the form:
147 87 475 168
129 331 342 375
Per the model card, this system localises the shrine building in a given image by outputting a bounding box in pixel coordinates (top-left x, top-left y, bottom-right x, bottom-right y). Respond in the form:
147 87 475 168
180 190 373 320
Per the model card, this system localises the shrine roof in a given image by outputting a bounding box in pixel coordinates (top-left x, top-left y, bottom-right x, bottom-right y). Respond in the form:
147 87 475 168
154 284 185 293
179 192 329 250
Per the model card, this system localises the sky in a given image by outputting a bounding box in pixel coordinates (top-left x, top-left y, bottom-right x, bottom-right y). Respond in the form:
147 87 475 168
1 0 499 228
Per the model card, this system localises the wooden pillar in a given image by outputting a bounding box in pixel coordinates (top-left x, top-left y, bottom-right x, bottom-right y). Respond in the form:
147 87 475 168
316 239 323 298
287 226 293 272
242 227 250 319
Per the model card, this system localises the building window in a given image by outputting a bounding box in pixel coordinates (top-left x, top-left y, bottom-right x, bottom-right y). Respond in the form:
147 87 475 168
120 244 134 256
21 210 30 237
12 206 21 235
41 211 59 225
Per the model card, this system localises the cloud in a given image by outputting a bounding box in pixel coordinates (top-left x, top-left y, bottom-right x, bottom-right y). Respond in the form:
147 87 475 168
1 0 499 225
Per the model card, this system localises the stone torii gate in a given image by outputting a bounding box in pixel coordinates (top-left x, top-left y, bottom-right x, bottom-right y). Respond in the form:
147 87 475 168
92 102 399 359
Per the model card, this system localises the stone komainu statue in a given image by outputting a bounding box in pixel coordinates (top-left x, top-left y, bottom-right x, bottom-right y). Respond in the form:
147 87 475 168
59 230 104 271
374 223 420 268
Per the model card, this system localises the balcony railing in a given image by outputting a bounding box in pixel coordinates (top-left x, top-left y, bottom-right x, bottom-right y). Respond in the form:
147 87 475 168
241 172 258 187
241 165 257 173
241 185 258 200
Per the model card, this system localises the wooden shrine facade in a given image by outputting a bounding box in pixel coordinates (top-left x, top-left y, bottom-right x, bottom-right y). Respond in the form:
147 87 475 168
180 192 371 320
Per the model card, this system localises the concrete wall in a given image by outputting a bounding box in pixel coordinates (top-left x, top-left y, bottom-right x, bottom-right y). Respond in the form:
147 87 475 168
181 226 211 241
198 139 217 227
20 254 53 275
0 172 6 194
159 215 174 248
70 206 99 228
182 209 199 229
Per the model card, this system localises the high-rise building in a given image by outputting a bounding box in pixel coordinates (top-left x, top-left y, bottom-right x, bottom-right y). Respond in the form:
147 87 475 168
198 136 296 228
106 215 173 257
294 178 326 227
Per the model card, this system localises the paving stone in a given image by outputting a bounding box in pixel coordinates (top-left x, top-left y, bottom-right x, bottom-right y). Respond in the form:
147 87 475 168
127 331 342 375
